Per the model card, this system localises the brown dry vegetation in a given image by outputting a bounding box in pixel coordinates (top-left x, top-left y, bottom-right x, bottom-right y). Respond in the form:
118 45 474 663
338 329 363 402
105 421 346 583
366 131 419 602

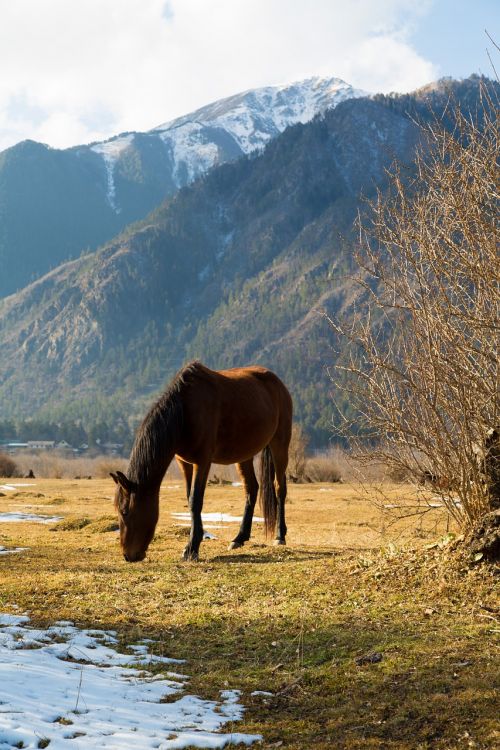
0 476 498 749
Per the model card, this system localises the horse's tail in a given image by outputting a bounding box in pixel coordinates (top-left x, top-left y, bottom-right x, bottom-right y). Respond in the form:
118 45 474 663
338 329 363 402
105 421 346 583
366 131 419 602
260 445 277 538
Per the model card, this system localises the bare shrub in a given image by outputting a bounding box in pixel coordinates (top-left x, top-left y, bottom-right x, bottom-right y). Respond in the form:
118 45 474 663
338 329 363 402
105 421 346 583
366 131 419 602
305 449 343 483
95 458 128 479
287 423 309 481
14 452 127 479
0 452 18 478
330 86 499 529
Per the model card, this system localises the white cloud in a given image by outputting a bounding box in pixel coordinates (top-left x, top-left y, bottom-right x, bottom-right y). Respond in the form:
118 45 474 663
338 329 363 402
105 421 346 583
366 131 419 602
0 0 438 151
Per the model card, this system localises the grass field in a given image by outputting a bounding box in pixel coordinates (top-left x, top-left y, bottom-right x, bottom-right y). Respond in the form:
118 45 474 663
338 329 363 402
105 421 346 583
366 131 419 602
0 477 498 749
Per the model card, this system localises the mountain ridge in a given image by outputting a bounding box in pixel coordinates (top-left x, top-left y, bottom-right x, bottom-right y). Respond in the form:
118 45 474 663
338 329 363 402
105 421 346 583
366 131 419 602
0 76 364 297
0 75 493 445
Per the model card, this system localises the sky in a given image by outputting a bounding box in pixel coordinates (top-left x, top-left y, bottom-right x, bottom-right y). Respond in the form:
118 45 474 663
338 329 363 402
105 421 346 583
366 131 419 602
0 0 498 152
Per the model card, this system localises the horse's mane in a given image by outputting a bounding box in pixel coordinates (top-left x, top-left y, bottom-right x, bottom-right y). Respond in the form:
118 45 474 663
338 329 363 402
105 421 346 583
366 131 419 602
128 361 203 485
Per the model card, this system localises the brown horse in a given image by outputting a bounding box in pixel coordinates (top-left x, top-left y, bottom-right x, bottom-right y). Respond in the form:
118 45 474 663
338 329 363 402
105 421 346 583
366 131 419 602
111 361 292 562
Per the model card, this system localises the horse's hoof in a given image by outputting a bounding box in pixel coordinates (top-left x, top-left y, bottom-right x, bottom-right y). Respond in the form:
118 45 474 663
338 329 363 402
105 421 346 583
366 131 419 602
228 540 244 550
182 547 199 561
273 539 286 546
182 553 199 562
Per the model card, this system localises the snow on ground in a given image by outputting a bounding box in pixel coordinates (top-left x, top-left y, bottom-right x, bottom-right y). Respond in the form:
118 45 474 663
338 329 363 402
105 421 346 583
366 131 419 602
0 513 63 524
0 546 27 555
171 513 264 524
0 484 36 491
0 614 261 749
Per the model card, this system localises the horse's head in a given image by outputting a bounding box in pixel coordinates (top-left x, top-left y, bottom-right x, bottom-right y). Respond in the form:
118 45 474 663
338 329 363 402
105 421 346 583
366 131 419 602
110 471 159 562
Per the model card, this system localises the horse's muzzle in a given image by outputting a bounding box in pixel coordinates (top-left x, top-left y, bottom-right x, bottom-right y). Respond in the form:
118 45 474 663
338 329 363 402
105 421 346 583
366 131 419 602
123 552 145 563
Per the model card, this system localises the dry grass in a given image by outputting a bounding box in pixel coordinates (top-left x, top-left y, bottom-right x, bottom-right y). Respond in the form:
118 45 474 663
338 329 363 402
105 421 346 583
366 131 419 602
0 476 498 749
12 452 129 479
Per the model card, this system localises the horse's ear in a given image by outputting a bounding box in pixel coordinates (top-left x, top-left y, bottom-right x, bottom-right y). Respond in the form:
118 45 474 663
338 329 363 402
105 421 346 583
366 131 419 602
111 471 135 493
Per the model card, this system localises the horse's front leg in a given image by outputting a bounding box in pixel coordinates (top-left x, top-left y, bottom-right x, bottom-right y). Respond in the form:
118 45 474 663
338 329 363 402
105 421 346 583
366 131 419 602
183 462 210 561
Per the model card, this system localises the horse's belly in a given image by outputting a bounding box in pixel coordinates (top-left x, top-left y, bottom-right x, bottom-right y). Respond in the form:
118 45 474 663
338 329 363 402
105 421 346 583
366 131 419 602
211 446 256 465
212 427 275 465
177 430 274 466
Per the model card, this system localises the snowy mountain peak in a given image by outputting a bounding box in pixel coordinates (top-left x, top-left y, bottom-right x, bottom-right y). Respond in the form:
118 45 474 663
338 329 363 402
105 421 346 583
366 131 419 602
89 76 366 211
154 76 366 154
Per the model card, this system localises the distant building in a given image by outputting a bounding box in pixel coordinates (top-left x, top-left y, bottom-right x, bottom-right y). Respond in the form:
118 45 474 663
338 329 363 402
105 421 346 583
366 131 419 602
56 440 72 450
3 442 28 453
27 440 56 450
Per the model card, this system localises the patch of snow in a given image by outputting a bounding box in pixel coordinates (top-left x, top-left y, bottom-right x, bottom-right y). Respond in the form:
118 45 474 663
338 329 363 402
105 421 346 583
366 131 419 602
0 513 63 524
171 512 264 524
0 615 262 749
0 546 28 555
0 483 36 491
91 134 134 213
251 691 274 697
175 524 224 530
158 121 220 186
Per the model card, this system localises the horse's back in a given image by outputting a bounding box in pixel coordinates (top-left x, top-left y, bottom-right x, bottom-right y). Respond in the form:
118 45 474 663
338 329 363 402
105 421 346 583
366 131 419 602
178 363 292 464
218 366 292 421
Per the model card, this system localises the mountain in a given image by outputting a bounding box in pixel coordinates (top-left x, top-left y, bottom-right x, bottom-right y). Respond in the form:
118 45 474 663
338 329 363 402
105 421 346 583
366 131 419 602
0 76 492 446
0 77 364 298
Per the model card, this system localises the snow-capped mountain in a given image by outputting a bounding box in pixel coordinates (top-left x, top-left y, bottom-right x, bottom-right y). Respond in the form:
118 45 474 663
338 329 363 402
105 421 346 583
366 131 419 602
152 77 366 178
0 76 365 297
90 77 366 209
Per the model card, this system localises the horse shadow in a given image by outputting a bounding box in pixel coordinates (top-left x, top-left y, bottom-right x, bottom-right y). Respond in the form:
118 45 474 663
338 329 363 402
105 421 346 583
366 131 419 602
209 547 336 564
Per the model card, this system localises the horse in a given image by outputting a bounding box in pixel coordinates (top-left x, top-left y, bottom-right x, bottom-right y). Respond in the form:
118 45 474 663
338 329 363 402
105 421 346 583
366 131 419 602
111 361 293 562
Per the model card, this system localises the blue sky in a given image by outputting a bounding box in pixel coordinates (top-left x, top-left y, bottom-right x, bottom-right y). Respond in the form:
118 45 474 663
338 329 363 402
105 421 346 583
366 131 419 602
0 0 497 151
411 0 498 78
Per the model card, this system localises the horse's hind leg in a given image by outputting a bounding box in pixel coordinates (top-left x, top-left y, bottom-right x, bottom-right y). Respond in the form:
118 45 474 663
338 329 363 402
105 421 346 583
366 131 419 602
275 474 287 545
176 456 193 503
270 439 289 546
229 459 259 550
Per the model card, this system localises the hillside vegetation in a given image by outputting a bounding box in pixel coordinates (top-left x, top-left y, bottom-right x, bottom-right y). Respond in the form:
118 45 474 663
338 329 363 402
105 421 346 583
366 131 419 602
0 76 494 446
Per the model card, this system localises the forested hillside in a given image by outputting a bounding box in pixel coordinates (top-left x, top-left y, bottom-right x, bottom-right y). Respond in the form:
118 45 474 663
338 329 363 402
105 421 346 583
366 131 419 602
0 76 492 446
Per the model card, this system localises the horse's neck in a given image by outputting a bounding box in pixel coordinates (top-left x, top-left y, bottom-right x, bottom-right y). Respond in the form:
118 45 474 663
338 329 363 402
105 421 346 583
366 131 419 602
128 388 184 489
128 435 178 489
130 451 175 490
